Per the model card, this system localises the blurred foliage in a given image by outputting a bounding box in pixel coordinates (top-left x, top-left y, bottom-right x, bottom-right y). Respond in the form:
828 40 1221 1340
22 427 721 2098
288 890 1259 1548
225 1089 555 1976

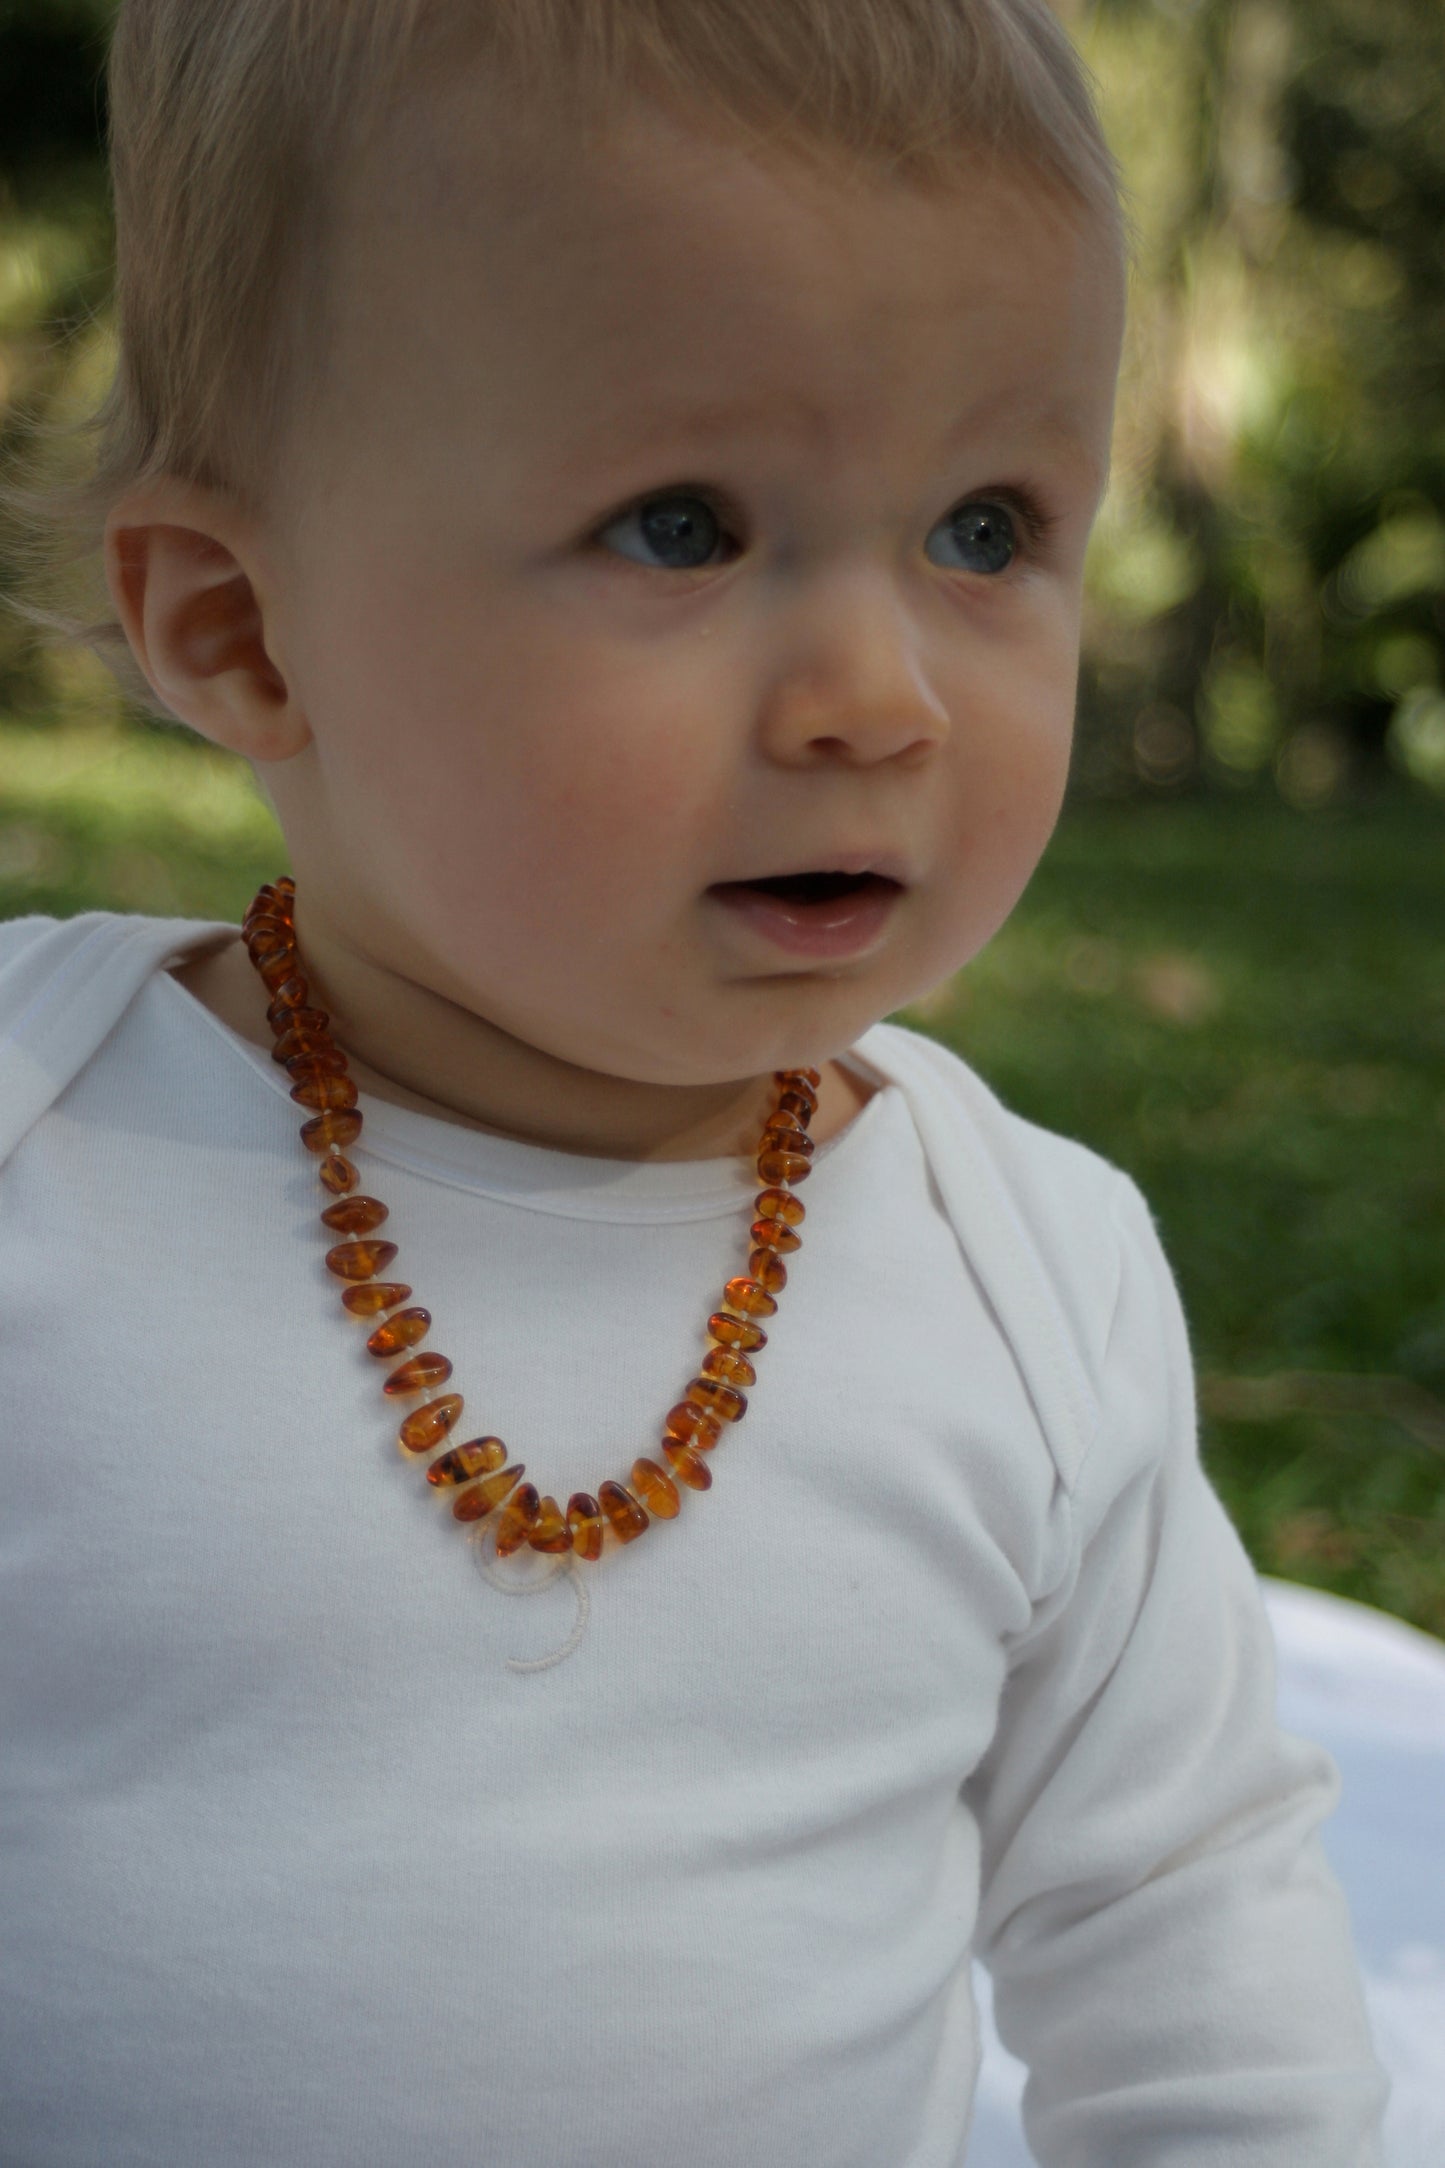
1 0 1444 805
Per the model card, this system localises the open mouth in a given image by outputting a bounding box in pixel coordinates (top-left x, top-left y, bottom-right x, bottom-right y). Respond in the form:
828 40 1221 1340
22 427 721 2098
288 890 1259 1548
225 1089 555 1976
716 871 901 905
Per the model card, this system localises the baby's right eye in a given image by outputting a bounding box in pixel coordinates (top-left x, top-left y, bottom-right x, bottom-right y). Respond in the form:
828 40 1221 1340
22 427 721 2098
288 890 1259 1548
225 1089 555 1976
593 491 737 573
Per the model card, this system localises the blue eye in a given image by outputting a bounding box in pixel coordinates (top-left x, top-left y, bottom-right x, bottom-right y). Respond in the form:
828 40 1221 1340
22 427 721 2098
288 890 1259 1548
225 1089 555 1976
925 500 1020 576
597 492 730 571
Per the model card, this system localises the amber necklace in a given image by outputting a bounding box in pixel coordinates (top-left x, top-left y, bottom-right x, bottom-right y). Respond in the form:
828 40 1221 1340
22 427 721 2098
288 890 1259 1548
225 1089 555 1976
243 877 820 1565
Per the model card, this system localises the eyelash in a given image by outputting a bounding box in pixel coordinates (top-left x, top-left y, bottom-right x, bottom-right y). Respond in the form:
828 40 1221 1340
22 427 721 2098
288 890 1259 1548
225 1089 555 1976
589 481 1061 575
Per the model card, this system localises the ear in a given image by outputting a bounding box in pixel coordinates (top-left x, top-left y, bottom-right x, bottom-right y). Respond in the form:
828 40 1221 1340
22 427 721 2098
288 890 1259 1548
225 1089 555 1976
103 477 310 762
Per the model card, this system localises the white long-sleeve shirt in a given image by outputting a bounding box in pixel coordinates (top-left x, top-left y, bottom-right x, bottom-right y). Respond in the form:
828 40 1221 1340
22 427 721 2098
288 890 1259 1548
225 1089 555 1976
0 910 1388 2167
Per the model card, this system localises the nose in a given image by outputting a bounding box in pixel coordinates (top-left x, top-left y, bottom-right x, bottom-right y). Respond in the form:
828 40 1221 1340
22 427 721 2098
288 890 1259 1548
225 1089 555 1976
755 566 951 767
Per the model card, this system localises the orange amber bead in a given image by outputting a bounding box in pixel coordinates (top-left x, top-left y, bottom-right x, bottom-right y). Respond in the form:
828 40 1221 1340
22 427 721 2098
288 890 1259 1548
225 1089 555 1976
748 1248 787 1293
768 1108 807 1136
631 1458 680 1519
302 1109 363 1154
321 1194 388 1235
318 1152 359 1195
365 1306 430 1354
494 1483 541 1556
452 1462 524 1520
382 1350 453 1396
686 1375 747 1422
721 1275 778 1320
662 1438 713 1490
567 1495 604 1560
257 949 300 993
707 1311 767 1353
527 1495 574 1553
780 1064 821 1087
762 1123 814 1160
426 1437 507 1487
757 1145 811 1185
341 1280 411 1317
664 1401 722 1451
751 1215 801 1254
398 1394 464 1452
269 975 311 1012
776 1090 815 1125
597 1480 648 1543
754 1188 805 1227
325 1237 399 1281
290 1071 359 1112
274 1025 336 1064
285 1044 348 1078
701 1346 755 1388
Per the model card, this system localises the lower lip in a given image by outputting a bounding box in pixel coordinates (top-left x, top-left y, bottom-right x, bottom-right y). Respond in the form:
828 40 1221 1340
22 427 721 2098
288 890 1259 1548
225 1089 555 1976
705 878 903 958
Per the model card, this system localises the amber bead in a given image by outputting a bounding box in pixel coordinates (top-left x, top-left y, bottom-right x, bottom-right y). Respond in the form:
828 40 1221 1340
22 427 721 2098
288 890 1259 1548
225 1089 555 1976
427 1437 507 1487
701 1346 756 1389
768 1109 807 1136
751 1215 801 1255
598 1480 648 1543
707 1311 767 1354
664 1401 722 1451
257 948 301 993
274 1026 336 1066
762 1123 814 1159
757 1145 811 1185
341 1279 411 1317
527 1495 574 1553
631 1458 680 1519
452 1462 524 1520
365 1305 430 1354
494 1483 541 1556
318 1152 359 1196
398 1394 464 1452
325 1237 399 1281
721 1275 778 1320
776 1090 815 1126
661 1438 713 1490
755 1188 805 1227
269 975 311 1012
285 1044 347 1077
779 1064 821 1087
686 1375 747 1422
290 1071 359 1112
302 1109 363 1154
321 1194 388 1235
246 927 292 965
748 1248 787 1293
382 1350 453 1396
566 1495 604 1560
243 904 287 939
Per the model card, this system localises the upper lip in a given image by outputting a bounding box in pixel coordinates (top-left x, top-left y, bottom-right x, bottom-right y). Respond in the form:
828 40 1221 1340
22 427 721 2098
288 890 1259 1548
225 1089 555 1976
712 851 911 887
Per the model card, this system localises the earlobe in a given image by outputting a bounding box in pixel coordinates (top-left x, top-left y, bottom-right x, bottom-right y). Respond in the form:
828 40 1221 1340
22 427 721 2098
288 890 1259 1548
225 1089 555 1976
103 479 311 763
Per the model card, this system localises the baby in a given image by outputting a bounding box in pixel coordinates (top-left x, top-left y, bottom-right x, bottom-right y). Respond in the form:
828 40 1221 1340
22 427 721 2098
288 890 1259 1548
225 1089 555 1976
0 2 1390 2164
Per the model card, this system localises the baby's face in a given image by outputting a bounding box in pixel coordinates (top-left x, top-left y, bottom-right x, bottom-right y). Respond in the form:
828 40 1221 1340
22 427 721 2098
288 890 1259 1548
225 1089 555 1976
259 79 1124 1092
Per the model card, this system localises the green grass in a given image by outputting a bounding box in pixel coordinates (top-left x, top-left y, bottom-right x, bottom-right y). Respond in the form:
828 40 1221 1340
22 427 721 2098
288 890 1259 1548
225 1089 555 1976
4 715 1443 1640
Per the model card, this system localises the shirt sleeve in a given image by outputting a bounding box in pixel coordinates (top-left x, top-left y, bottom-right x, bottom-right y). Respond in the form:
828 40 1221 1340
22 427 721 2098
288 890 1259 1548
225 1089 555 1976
965 1171 1390 2165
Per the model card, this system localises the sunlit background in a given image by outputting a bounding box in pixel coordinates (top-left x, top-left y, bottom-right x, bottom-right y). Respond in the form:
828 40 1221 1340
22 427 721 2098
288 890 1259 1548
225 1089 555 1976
1 0 1442 1637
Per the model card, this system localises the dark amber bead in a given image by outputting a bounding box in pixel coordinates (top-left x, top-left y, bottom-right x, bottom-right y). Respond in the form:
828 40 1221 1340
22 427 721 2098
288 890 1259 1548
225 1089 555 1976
754 1188 805 1227
257 948 300 993
721 1275 778 1319
527 1495 574 1553
686 1375 747 1422
701 1346 755 1388
567 1494 604 1560
245 921 291 959
782 1065 821 1087
757 1145 811 1186
631 1458 680 1519
776 1090 815 1126
751 1215 801 1255
748 1248 787 1293
452 1462 524 1520
318 1152 359 1196
382 1350 453 1396
398 1394 464 1452
768 1108 807 1136
427 1437 507 1487
341 1279 411 1317
285 1044 347 1077
494 1483 541 1556
274 1026 336 1065
762 1124 813 1159
365 1305 430 1354
302 1109 363 1154
664 1401 722 1450
290 1071 359 1112
662 1438 713 1490
598 1480 648 1544
321 1194 388 1235
269 975 311 1012
707 1311 767 1353
325 1237 399 1281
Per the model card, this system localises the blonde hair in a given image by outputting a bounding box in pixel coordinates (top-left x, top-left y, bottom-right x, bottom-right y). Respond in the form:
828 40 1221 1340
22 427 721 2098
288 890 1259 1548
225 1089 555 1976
1 0 1131 704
